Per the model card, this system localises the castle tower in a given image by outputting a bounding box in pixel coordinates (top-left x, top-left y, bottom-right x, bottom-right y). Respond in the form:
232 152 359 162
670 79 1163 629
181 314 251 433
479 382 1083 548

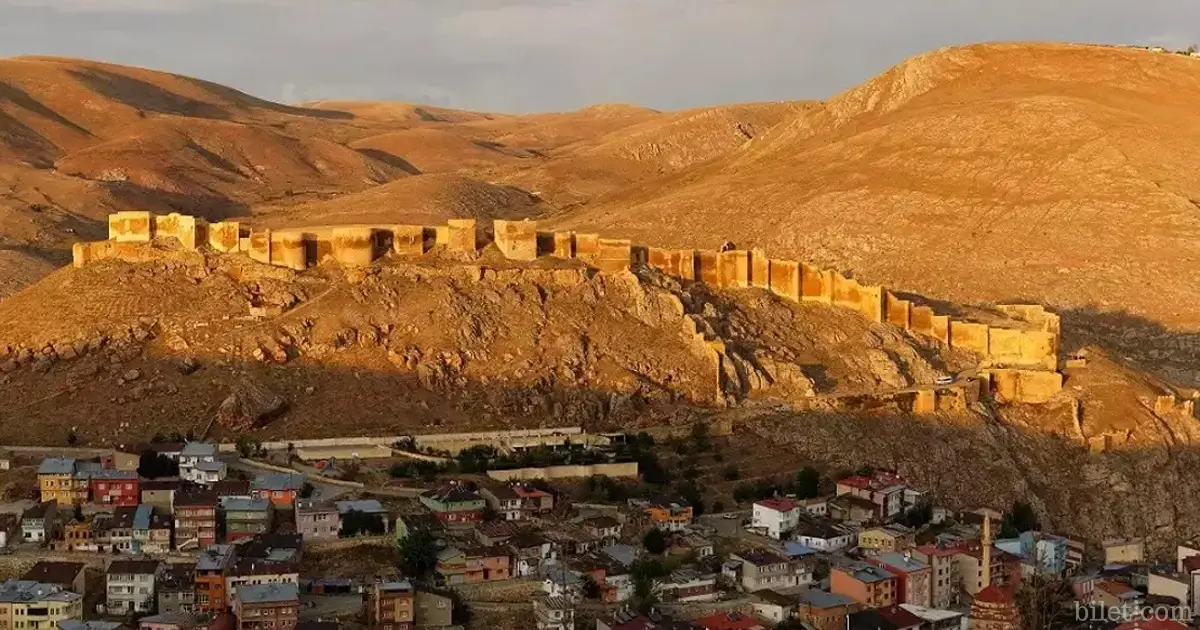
969 512 1021 630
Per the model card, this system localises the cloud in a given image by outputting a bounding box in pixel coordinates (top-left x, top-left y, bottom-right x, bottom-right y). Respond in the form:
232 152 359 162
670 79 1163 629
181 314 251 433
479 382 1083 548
1 0 1199 112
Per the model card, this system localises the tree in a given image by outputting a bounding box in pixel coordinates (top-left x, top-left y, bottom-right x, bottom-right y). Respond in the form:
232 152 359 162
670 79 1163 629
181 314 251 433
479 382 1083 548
448 590 472 626
1017 575 1076 630
299 482 315 499
397 527 439 580
72 503 84 522
66 430 78 446
774 620 808 630
455 445 496 474
138 450 179 479
582 575 601 599
340 510 387 537
794 467 820 499
235 436 257 459
722 465 741 481
711 500 725 514
642 528 667 555
900 500 934 529
677 481 705 517
1001 500 1040 538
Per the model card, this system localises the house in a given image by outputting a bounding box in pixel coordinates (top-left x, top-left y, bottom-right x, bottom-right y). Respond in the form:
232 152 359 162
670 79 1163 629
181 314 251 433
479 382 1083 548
597 611 701 630
835 472 911 520
1105 539 1146 565
335 499 390 536
800 495 831 516
294 501 340 542
139 612 198 630
435 545 510 584
533 595 574 630
1091 580 1145 621
849 607 921 630
21 500 59 543
668 533 713 559
22 561 88 599
543 524 601 556
693 611 766 630
88 470 140 507
513 484 555 517
195 544 237 614
54 518 95 552
600 544 641 569
898 604 965 630
225 559 300 608
140 479 181 513
508 531 556 577
132 505 173 554
827 495 878 525
156 564 195 614
222 498 272 542
175 490 219 550
1147 570 1189 609
60 622 127 630
645 498 693 531
867 552 933 607
413 590 453 628
419 486 486 526
859 525 915 554
793 518 856 552
479 485 523 521
212 480 252 502
0 580 83 628
250 474 305 506
751 498 801 540
38 458 88 506
239 532 304 563
232 583 299 630
654 568 719 603
750 590 795 624
473 520 521 547
995 531 1068 577
580 515 622 541
179 443 226 485
365 579 415 630
730 548 812 592
794 589 858 630
542 566 585 600
106 559 162 614
108 506 138 554
913 542 964 609
0 514 17 549
831 562 898 608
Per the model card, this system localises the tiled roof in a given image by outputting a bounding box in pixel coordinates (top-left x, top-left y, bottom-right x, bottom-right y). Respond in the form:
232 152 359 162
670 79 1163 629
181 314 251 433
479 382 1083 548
180 442 217 457
794 588 855 609
21 562 85 587
755 498 797 513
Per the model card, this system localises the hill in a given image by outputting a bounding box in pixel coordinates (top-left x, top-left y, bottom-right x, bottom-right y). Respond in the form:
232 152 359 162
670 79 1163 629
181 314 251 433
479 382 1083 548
554 43 1200 340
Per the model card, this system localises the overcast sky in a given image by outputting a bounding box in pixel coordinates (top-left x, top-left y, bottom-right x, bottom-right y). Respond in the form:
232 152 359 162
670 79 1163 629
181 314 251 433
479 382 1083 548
2 0 1199 113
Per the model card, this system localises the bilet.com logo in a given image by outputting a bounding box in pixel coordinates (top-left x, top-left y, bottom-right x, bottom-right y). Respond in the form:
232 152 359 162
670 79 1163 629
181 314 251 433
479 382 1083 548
1075 602 1193 623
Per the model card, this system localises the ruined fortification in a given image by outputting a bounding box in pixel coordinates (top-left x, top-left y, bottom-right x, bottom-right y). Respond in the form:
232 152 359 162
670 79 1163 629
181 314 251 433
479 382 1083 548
75 211 1066 409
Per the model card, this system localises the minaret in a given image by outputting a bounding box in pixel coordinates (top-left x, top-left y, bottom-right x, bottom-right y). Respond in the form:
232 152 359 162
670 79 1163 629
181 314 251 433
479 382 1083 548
981 513 993 589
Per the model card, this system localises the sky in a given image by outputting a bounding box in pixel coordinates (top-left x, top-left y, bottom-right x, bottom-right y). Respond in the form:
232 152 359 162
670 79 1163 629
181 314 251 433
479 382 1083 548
2 0 1200 113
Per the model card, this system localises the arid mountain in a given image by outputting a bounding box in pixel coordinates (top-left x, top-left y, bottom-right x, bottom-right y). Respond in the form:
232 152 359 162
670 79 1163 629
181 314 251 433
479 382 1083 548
0 57 800 297
555 43 1200 337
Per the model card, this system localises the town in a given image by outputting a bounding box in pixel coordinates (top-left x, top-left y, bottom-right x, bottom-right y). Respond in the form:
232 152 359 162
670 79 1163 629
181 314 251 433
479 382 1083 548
0 427 1186 630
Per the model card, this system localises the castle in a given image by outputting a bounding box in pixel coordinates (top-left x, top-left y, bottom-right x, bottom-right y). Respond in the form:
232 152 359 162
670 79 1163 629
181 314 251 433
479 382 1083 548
73 211 1066 408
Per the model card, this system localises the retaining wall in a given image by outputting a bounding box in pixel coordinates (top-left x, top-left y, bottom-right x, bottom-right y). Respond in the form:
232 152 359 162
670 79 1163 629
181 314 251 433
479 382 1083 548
485 461 639 481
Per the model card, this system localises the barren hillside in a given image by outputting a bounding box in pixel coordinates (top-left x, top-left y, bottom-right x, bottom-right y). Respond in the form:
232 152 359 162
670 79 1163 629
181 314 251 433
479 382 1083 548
556 43 1200 336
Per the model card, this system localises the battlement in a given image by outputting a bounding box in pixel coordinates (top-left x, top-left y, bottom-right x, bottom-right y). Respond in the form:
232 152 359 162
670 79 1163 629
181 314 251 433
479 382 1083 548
76 212 1065 405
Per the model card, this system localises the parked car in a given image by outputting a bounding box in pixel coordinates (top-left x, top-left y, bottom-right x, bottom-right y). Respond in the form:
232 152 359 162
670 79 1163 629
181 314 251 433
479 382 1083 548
935 375 954 385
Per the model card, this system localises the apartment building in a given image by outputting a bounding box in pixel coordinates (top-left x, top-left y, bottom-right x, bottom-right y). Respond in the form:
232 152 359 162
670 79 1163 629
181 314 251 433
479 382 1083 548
195 544 236 615
365 580 414 630
232 583 299 630
221 499 272 543
294 501 340 543
0 580 83 630
831 562 898 608
729 549 812 592
174 491 219 551
105 559 162 615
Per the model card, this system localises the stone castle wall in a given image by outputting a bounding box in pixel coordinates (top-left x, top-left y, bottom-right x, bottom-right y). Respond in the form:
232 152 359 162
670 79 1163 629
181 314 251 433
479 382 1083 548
79 212 1065 407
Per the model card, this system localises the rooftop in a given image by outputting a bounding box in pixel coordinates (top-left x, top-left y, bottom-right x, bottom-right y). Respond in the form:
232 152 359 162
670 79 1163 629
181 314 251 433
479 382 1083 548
837 471 908 493
22 501 57 520
196 545 236 572
876 604 925 629
222 497 271 512
755 498 798 513
872 552 929 573
794 588 856 609
132 504 155 530
136 612 197 629
107 559 161 576
735 548 789 567
38 458 76 476
180 441 217 457
0 580 81 603
57 622 126 630
334 499 386 514
693 611 767 630
236 582 300 605
838 563 896 584
250 473 305 492
21 562 85 586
